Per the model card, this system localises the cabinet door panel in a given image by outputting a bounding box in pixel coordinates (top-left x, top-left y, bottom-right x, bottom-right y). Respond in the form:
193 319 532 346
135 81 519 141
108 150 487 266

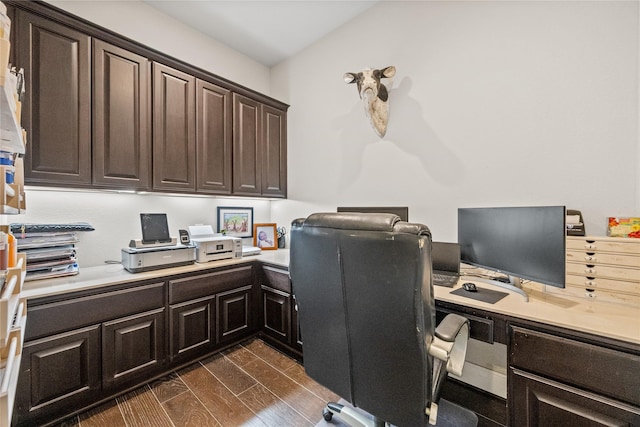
197 79 232 194
15 326 101 425
93 39 151 189
217 285 253 344
261 105 287 197
510 368 640 426
262 286 290 342
102 308 166 388
170 297 216 361
232 93 261 196
152 62 195 191
17 10 91 185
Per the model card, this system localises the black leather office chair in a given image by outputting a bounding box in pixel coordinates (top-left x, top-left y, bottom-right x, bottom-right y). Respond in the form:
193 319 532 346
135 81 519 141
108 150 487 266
290 213 477 427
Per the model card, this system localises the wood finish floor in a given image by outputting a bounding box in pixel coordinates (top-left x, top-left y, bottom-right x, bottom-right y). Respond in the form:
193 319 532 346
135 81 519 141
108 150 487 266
52 339 339 427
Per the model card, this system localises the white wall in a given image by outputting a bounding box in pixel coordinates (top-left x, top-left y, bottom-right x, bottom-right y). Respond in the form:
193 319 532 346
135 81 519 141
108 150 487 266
271 1 639 242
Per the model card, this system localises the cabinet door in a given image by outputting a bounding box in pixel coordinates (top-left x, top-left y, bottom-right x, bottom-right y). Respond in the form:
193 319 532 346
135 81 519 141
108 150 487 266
170 296 216 362
152 62 196 192
14 325 101 425
196 79 232 194
261 286 290 343
93 39 151 190
261 105 287 198
102 308 166 389
232 93 262 196
16 10 91 186
217 285 253 345
510 368 640 426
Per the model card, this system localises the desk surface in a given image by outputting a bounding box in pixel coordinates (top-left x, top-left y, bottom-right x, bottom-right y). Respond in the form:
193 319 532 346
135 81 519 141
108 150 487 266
22 249 640 346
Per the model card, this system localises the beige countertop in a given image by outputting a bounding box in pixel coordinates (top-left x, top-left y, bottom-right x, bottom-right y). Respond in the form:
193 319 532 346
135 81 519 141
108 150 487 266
22 249 640 346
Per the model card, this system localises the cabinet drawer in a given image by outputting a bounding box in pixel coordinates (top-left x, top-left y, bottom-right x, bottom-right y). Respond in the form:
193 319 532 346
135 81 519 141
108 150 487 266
436 307 494 344
510 326 640 406
26 282 165 340
566 237 640 255
565 274 640 294
169 266 253 304
566 250 640 268
566 262 640 282
262 266 290 293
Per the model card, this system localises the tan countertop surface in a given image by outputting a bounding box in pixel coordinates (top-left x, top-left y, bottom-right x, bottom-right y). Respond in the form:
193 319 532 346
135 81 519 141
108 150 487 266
22 249 640 346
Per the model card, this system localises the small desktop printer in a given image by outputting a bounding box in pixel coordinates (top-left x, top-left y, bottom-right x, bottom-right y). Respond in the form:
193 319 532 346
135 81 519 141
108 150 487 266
188 225 242 263
121 244 196 273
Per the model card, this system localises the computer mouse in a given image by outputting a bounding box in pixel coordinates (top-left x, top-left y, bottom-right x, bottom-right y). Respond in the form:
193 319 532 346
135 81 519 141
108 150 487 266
462 282 477 292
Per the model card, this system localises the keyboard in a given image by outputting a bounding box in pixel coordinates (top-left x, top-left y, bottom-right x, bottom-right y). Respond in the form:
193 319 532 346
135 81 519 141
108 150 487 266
433 273 459 287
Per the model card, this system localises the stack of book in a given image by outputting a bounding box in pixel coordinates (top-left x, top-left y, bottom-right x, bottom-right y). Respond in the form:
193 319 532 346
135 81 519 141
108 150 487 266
10 223 94 281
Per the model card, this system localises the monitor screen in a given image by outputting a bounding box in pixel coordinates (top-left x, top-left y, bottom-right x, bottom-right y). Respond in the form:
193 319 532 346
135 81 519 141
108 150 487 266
458 206 566 288
140 213 171 244
337 206 409 222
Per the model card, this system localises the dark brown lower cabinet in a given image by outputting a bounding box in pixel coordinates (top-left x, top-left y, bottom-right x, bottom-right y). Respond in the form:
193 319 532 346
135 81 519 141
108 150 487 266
511 368 640 426
169 296 216 361
15 326 101 426
262 285 290 342
102 308 166 389
217 285 253 345
509 325 640 426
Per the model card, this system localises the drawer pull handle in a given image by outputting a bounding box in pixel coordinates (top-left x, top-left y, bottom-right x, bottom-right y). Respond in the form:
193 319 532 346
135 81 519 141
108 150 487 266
584 255 596 262
585 268 596 274
585 243 597 250
585 280 596 287
584 290 597 299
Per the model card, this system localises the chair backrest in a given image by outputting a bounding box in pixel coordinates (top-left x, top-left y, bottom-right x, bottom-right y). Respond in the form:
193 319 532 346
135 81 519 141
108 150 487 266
290 212 436 426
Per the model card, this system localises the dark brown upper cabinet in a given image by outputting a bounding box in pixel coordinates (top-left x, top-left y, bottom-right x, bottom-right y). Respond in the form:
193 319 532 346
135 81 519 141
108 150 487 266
152 62 196 192
17 10 92 186
196 80 232 194
232 93 262 196
93 40 151 190
261 105 287 198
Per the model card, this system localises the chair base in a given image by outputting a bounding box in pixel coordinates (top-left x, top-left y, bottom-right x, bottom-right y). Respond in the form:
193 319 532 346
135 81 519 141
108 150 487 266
323 402 386 427
318 399 477 427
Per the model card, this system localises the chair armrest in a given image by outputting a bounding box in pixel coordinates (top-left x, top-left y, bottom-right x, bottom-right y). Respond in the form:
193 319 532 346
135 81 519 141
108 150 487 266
430 313 469 376
435 313 468 342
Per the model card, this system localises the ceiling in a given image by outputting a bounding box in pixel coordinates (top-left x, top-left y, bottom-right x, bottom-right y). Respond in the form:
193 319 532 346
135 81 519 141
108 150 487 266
143 1 379 67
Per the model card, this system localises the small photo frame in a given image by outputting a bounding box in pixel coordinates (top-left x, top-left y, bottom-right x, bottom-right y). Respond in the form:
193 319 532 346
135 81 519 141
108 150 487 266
217 207 253 238
254 223 277 250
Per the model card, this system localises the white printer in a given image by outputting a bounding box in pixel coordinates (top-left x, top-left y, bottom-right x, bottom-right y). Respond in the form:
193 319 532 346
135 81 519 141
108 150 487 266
188 225 242 263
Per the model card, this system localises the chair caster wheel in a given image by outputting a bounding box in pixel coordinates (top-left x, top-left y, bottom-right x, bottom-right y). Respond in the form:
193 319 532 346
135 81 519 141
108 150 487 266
323 407 333 421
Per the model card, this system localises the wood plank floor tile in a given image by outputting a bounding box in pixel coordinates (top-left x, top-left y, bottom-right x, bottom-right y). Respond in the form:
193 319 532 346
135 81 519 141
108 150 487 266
178 363 267 427
242 339 297 371
51 416 79 427
240 357 327 422
239 383 314 427
150 371 190 404
116 385 173 427
162 389 221 427
284 363 342 403
78 400 126 427
200 353 258 395
224 342 260 367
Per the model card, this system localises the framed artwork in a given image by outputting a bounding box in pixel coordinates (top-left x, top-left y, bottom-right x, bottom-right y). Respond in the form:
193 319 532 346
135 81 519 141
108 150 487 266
217 207 253 238
253 223 277 250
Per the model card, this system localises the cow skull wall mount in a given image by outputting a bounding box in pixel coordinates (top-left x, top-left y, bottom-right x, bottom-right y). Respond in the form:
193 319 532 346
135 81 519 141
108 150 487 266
344 66 396 138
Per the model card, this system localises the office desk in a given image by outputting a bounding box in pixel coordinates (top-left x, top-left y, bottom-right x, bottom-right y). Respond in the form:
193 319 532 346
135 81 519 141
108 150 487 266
20 250 640 426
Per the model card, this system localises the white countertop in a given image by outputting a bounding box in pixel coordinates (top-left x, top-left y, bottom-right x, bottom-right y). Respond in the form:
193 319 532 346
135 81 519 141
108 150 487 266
22 249 640 345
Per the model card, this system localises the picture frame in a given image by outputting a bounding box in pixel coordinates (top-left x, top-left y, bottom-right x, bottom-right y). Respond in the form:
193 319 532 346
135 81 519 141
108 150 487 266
253 223 278 250
217 207 253 238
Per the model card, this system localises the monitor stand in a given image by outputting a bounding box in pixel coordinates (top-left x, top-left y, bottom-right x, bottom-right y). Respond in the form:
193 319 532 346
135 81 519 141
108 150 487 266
476 275 529 302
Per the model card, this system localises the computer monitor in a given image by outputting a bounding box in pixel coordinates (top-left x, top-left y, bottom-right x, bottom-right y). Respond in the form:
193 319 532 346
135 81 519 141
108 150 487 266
140 213 171 244
458 206 566 301
337 206 409 222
